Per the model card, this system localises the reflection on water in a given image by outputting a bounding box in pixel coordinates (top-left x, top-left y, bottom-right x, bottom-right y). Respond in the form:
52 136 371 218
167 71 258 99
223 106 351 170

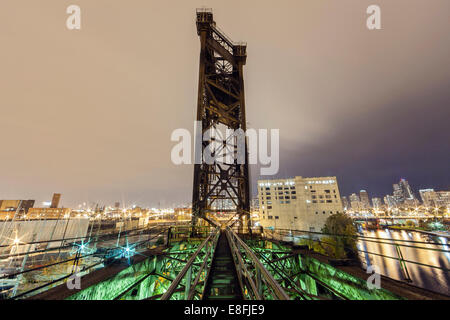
357 229 450 295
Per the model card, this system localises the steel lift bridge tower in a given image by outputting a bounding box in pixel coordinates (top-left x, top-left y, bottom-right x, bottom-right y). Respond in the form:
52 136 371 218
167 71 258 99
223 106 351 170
192 9 250 230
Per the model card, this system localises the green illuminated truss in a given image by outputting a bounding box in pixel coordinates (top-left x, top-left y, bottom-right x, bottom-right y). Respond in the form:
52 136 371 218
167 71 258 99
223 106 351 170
246 240 402 300
66 232 403 300
66 239 214 300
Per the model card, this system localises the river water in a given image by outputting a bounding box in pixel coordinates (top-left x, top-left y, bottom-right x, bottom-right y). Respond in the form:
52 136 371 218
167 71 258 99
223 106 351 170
357 228 450 296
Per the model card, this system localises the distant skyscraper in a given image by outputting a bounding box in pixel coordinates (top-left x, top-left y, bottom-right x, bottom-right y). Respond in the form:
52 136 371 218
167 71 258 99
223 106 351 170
50 193 61 208
359 190 370 209
392 179 417 207
399 178 416 201
384 195 396 208
341 196 350 211
419 189 436 207
393 183 404 205
372 197 382 209
420 189 450 208
436 191 450 207
349 193 361 211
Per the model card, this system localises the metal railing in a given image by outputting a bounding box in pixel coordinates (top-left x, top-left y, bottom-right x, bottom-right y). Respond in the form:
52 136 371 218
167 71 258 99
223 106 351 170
161 227 220 300
0 225 168 299
226 227 290 300
262 228 450 283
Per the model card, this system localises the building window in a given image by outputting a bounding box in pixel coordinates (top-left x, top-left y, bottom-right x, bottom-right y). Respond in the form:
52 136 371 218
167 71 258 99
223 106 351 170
325 190 330 193
312 200 317 203
268 206 272 209
330 211 333 214
275 216 279 219
315 211 318 214
268 216 273 219
326 200 332 203
291 191 296 194
312 195 316 199
266 196 271 200
292 196 297 199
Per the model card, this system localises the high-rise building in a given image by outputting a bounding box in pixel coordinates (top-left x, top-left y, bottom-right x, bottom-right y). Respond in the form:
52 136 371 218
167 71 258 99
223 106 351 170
50 193 61 208
349 193 361 212
420 189 450 208
419 189 436 207
258 176 343 232
399 179 415 201
341 196 350 211
436 191 450 207
372 197 382 209
359 190 370 209
392 178 417 207
0 200 34 212
384 195 396 208
393 183 404 205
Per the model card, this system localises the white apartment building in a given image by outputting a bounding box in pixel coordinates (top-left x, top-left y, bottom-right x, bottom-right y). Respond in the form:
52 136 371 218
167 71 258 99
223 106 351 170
257 176 343 232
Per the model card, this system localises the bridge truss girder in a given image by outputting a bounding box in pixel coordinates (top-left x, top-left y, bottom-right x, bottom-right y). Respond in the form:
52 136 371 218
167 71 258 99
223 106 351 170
192 9 250 230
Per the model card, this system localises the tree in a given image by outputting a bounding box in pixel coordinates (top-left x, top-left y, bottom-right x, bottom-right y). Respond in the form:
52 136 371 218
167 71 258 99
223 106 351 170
405 220 416 228
321 213 358 260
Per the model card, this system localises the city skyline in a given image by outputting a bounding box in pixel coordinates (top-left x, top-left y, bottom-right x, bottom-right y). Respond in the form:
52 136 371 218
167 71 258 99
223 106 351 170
1 1 449 207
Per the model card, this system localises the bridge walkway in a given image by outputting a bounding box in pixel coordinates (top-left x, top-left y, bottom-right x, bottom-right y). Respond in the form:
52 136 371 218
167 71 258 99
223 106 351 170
202 230 242 300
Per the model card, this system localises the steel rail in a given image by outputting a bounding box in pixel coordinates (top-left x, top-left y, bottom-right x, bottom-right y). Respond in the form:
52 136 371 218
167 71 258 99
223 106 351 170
188 231 220 300
0 229 167 281
6 231 167 299
160 227 219 300
226 227 290 300
0 224 163 249
0 226 167 260
225 228 260 300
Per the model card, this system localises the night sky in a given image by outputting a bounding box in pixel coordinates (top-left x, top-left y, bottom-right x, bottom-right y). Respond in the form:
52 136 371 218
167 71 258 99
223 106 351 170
0 0 449 207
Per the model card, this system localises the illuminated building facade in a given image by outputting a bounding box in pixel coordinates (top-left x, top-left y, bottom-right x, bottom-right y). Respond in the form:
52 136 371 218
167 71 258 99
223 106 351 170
257 176 343 232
